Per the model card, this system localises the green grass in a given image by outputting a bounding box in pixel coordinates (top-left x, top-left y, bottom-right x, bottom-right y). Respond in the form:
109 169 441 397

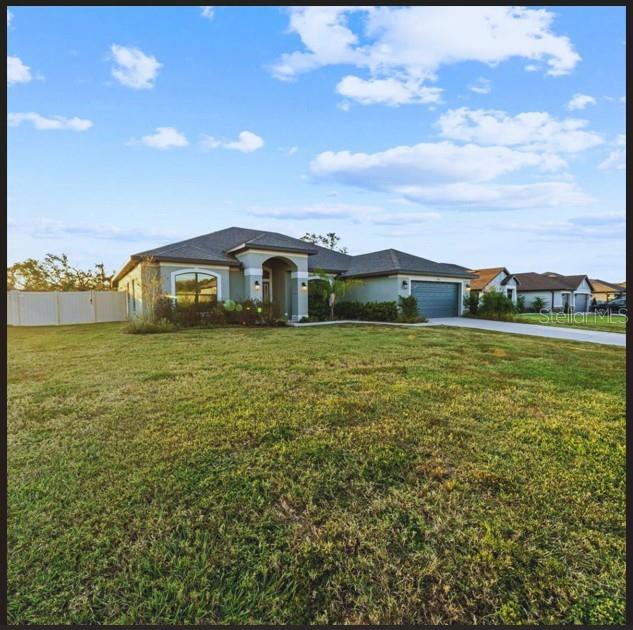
7 323 626 624
511 312 627 333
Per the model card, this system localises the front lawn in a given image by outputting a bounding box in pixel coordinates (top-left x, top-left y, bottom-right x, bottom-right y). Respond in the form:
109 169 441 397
7 323 626 624
512 312 627 333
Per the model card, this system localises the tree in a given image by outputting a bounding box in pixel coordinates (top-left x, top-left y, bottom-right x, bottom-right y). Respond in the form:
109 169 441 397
7 254 115 291
310 268 364 320
300 232 348 254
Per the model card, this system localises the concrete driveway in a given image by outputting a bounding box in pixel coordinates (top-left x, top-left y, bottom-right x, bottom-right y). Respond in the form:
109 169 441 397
429 317 626 347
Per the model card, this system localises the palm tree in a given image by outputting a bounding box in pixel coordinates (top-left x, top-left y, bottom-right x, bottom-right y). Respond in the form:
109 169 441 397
311 269 364 320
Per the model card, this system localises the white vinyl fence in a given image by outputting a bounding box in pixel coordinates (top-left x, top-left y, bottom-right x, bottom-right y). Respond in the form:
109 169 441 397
7 290 127 326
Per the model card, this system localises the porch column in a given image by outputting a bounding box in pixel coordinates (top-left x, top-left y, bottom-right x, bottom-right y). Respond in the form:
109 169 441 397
243 266 263 300
290 270 309 322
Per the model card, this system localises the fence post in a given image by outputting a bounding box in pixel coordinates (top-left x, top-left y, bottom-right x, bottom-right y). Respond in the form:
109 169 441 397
91 290 97 322
15 291 21 326
55 292 61 325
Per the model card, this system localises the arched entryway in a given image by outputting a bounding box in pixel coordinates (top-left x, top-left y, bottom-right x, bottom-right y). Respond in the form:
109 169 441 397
261 256 298 319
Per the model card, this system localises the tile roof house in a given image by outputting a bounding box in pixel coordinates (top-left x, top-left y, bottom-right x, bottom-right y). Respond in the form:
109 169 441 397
468 267 519 303
514 272 594 312
114 226 475 321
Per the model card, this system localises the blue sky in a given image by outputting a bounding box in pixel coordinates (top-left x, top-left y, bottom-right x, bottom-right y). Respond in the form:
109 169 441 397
7 6 626 280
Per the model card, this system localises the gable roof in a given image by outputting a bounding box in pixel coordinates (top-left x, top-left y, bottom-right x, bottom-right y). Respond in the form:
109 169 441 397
558 275 593 291
514 272 593 292
114 227 474 283
470 267 511 290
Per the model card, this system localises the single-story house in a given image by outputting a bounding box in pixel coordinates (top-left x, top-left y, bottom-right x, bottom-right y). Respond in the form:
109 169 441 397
514 272 594 312
589 279 626 303
468 267 519 303
113 226 474 321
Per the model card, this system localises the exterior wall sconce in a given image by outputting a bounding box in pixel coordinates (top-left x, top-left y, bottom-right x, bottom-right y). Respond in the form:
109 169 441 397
254 280 261 290
301 282 307 291
401 280 409 290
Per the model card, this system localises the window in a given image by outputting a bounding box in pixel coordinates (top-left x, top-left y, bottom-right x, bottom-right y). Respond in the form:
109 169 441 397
175 272 217 304
507 288 513 299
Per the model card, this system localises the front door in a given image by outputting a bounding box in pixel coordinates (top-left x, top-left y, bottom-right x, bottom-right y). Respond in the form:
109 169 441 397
262 279 271 304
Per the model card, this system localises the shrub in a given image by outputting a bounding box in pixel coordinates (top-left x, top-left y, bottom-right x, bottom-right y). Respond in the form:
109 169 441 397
516 295 526 313
531 297 546 313
479 289 516 320
397 295 425 323
464 292 480 315
149 299 288 329
173 302 226 328
334 300 399 321
124 317 177 334
153 295 176 323
307 280 331 321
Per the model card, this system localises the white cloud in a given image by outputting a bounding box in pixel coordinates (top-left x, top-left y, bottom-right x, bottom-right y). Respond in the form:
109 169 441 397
390 181 592 209
7 56 31 84
287 146 299 156
271 7 580 105
336 75 442 106
7 9 12 26
136 127 188 150
110 44 161 90
200 6 214 20
225 130 264 152
567 93 596 111
309 139 595 210
599 134 626 171
8 112 93 131
437 107 603 153
502 214 624 240
312 141 565 186
200 135 221 150
12 217 184 242
202 130 264 153
247 202 440 224
469 78 491 94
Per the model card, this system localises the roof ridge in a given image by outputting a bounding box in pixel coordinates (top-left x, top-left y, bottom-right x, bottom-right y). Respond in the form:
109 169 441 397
389 249 400 269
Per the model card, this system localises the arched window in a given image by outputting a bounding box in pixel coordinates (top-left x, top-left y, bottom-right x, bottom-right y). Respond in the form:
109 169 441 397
174 272 218 305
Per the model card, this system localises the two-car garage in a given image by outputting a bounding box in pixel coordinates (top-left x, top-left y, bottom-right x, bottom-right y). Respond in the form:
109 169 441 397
411 280 460 318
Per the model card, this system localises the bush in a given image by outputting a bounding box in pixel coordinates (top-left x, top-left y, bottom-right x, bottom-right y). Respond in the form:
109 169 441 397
334 300 399 321
516 295 526 313
153 294 175 323
464 292 480 315
124 317 177 334
397 295 425 323
169 299 287 328
531 297 546 313
307 280 331 321
479 289 516 320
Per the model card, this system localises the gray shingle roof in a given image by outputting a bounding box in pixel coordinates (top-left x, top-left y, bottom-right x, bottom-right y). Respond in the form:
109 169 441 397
116 227 474 282
306 244 352 273
341 249 473 278
133 226 318 262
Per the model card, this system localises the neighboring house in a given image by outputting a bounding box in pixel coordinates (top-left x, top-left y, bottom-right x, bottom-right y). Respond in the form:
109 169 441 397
468 267 519 304
113 226 474 321
515 272 594 312
589 279 626 303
